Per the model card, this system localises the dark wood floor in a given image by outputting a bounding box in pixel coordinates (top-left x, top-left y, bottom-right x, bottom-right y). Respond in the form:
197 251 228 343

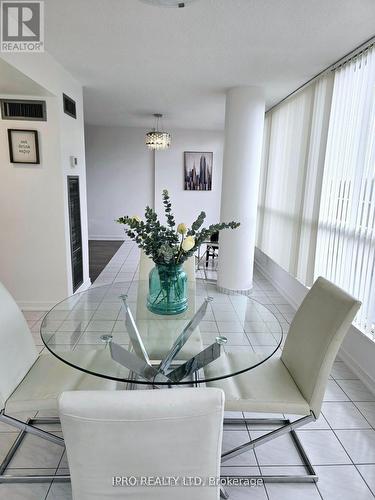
89 240 123 282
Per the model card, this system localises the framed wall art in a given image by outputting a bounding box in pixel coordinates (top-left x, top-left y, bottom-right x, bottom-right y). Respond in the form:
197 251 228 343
184 151 213 191
8 129 40 164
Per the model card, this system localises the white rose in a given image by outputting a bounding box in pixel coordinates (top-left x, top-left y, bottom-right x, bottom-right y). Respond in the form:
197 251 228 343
177 223 187 235
131 215 141 222
182 235 195 252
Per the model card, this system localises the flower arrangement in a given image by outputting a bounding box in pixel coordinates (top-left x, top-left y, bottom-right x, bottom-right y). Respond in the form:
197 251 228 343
117 189 240 265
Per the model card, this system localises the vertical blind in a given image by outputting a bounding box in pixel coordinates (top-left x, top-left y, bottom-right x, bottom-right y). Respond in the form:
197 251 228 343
257 75 333 285
315 47 375 336
257 44 375 338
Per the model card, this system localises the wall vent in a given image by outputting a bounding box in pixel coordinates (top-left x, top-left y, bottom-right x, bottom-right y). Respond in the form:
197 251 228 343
63 94 77 119
0 99 47 121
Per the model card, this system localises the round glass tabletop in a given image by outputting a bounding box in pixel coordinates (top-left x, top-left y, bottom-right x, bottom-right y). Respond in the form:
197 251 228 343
41 280 283 386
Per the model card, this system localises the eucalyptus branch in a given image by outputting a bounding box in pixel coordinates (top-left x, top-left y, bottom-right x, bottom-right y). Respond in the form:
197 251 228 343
162 189 176 228
117 191 240 265
187 211 206 236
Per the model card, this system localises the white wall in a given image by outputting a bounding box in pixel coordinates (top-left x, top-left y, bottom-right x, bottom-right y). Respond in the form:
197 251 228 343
154 129 223 228
85 125 153 239
0 95 69 309
0 54 89 308
85 125 224 238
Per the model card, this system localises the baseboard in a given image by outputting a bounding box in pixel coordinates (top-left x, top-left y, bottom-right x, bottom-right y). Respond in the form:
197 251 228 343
338 346 375 397
19 278 92 311
19 301 60 311
256 260 299 310
254 247 307 309
88 235 126 241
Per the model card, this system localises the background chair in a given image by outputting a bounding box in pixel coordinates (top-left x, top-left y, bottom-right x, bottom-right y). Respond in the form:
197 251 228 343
59 388 224 500
206 276 361 485
0 281 123 483
205 231 219 268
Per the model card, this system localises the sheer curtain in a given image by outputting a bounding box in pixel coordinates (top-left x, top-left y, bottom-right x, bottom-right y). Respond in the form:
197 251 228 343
315 47 375 336
257 74 333 285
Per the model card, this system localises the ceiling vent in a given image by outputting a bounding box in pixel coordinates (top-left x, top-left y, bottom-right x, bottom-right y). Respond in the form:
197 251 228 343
63 93 77 119
0 99 47 121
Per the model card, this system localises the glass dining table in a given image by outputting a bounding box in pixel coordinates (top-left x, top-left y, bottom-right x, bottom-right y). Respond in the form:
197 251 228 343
41 279 283 387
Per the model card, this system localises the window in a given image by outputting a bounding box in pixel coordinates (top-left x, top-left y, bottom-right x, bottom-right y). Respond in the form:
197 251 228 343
257 44 375 339
315 47 375 337
257 75 333 285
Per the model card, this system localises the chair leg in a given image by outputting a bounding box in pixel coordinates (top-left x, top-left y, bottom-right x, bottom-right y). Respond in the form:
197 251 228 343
221 414 318 483
0 413 64 446
0 412 69 483
220 485 229 499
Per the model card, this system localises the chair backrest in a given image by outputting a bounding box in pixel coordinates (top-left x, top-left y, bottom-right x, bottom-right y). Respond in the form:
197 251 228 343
210 232 219 243
139 250 196 282
281 276 361 416
59 388 224 500
0 282 38 410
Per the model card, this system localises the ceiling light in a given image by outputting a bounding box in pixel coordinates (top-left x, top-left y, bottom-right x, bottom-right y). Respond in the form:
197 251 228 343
139 0 197 8
145 114 171 151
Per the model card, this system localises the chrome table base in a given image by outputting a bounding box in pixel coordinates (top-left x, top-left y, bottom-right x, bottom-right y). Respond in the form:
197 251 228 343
114 295 226 384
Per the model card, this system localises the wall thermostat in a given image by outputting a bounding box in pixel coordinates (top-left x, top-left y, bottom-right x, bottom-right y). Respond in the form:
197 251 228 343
70 156 78 168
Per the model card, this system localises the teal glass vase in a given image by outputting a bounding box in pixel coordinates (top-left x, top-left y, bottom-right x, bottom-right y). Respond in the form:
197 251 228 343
147 263 188 315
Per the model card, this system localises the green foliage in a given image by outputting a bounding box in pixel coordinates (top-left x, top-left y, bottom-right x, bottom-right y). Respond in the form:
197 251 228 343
117 190 240 265
162 189 175 228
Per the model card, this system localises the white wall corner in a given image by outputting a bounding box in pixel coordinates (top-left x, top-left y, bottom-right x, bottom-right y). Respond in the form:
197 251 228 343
0 56 88 306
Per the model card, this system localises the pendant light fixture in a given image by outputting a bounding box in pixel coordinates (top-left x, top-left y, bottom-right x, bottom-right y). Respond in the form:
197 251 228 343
145 114 171 151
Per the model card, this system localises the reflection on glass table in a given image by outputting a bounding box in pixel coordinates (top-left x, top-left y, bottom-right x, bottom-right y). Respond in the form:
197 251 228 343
41 280 283 386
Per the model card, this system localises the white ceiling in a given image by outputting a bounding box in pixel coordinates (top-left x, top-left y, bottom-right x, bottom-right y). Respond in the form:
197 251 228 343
45 0 375 130
0 59 50 96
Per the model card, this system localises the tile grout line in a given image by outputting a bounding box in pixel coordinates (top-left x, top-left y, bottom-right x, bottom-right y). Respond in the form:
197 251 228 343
313 398 375 499
15 241 375 499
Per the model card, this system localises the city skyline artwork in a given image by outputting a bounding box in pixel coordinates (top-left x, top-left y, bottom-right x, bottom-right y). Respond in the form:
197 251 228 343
184 151 213 191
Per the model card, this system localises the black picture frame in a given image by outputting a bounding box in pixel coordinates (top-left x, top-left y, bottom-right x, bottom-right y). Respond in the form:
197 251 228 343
8 129 40 164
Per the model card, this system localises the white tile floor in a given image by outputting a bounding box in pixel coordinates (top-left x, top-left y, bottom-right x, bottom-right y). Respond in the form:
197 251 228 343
2 240 375 499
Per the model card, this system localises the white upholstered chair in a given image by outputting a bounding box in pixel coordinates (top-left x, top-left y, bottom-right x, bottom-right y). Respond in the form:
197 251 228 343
59 388 224 500
0 281 122 483
139 250 196 282
206 276 361 484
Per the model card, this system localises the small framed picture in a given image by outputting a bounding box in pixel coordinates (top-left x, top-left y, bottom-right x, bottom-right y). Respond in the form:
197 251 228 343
7 129 40 164
184 151 213 191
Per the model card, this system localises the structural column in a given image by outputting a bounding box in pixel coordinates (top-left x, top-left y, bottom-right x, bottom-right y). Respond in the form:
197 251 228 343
218 87 265 292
